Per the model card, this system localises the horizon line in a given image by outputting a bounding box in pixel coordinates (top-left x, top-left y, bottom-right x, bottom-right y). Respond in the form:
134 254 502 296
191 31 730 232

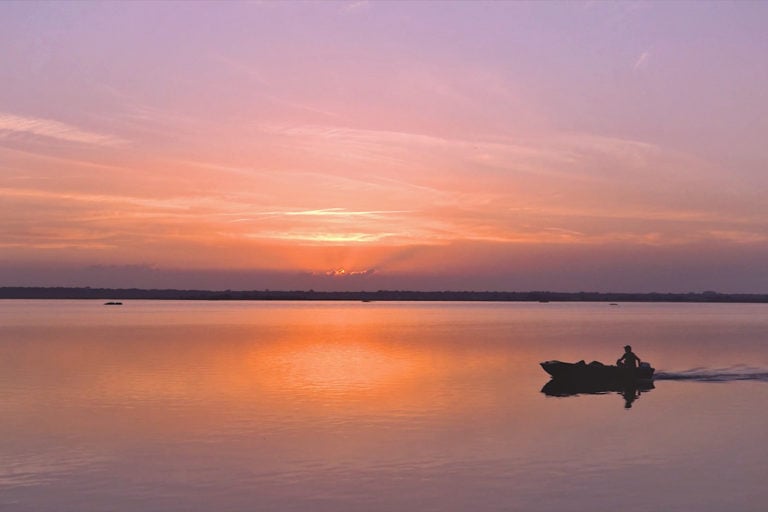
1 287 767 303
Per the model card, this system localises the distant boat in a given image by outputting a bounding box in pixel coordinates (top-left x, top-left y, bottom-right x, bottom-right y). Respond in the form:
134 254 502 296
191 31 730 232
609 303 619 306
103 301 123 306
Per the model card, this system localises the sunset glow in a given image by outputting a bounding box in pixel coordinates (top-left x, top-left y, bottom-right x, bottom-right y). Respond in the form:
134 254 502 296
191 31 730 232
2 1 767 291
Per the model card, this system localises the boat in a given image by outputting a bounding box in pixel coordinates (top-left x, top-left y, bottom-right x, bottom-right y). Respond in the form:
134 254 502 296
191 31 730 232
540 359 655 407
540 360 655 383
103 301 123 306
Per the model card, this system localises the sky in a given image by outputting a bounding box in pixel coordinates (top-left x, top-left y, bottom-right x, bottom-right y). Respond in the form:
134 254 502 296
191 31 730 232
1 0 767 292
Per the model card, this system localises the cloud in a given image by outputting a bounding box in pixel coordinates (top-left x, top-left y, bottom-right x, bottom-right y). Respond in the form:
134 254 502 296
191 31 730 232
0 113 126 147
340 1 371 15
206 123 763 247
250 231 397 244
321 268 377 277
209 54 340 118
633 51 650 71
270 208 411 217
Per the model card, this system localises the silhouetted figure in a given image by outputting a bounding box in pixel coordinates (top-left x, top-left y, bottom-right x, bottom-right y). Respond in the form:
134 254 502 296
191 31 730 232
616 345 641 369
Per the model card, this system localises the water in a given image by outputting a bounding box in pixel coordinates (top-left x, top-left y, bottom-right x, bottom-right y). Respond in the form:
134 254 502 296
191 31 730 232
1 300 767 511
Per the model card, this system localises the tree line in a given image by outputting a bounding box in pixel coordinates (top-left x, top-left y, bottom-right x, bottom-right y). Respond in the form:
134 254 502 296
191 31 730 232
1 287 767 303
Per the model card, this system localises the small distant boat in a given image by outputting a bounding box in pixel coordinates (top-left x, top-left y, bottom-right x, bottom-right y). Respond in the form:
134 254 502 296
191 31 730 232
103 301 123 306
540 360 654 383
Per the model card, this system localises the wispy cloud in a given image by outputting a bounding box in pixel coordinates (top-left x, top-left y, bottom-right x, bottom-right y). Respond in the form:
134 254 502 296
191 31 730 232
209 53 340 118
633 51 651 71
0 113 127 147
321 268 376 277
276 208 410 217
251 231 396 244
340 1 371 15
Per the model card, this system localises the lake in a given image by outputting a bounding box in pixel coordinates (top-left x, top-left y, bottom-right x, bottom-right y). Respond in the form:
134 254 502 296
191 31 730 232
1 300 767 511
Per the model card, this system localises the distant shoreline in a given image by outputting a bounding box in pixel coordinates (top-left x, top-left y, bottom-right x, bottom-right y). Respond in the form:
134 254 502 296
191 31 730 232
1 287 767 303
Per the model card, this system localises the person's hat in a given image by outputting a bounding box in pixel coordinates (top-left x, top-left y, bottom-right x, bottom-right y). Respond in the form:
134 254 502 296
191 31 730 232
624 345 632 350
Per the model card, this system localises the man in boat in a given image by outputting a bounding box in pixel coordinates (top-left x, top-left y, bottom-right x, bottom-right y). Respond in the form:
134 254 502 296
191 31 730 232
616 345 641 369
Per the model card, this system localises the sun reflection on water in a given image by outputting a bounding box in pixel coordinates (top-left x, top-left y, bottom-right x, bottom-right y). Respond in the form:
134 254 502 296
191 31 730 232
262 341 417 394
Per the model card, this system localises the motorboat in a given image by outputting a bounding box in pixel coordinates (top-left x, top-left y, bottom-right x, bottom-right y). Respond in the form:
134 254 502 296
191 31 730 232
540 360 655 383
540 360 655 407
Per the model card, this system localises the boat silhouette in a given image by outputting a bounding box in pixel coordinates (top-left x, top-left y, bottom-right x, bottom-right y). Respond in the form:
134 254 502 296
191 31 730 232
541 359 654 382
540 360 655 408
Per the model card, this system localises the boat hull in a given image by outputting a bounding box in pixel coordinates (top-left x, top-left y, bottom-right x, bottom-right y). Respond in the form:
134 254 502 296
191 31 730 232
540 360 654 384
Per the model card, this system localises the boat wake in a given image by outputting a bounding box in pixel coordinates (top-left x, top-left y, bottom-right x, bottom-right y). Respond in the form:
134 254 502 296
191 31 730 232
655 366 768 383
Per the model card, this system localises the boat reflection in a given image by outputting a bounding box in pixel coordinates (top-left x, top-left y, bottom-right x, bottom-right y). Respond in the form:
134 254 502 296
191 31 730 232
541 379 655 409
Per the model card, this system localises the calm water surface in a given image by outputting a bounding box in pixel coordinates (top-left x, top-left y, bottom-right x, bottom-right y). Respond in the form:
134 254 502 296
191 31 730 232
1 300 767 511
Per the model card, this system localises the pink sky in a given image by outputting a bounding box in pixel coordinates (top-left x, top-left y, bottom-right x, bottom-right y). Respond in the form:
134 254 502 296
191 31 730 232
1 1 767 292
